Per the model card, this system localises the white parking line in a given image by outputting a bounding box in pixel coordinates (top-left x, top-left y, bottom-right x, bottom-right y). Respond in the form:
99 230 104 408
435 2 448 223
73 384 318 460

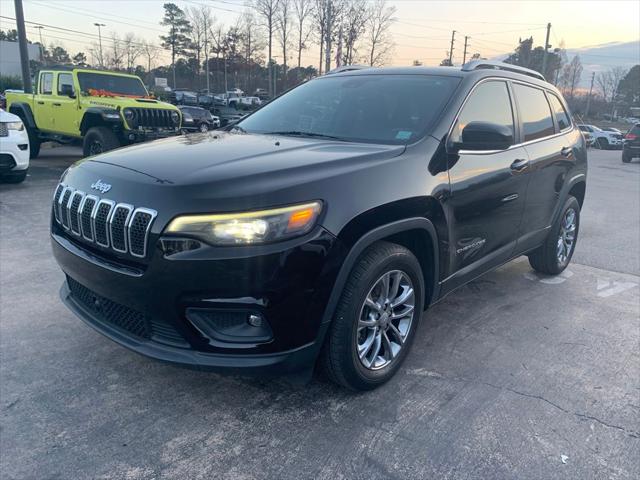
596 279 638 298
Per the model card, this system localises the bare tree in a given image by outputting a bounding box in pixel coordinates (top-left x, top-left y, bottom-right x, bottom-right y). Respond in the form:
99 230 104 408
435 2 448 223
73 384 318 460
561 55 583 99
108 32 125 70
123 33 142 73
341 0 368 65
187 6 207 83
365 0 395 66
141 40 160 78
277 0 292 89
322 0 346 73
252 0 280 96
609 66 628 102
596 70 614 102
240 11 264 92
312 0 328 74
293 0 313 69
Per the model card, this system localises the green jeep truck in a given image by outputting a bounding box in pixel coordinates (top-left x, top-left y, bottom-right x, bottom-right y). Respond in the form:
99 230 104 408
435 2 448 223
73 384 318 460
6 68 182 157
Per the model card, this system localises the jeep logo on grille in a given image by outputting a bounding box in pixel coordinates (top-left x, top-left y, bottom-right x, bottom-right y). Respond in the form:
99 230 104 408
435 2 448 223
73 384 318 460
91 179 112 194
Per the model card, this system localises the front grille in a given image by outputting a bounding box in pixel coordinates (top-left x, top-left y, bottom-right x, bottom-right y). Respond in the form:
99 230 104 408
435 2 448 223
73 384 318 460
130 108 174 129
52 183 157 259
0 123 8 137
67 276 187 347
67 276 150 338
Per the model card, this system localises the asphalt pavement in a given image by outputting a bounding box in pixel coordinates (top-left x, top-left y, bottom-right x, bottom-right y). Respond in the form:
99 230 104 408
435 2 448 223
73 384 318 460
1 145 638 479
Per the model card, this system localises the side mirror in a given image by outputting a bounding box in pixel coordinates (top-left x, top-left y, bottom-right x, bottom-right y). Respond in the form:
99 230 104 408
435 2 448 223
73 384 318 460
60 84 75 98
456 121 513 152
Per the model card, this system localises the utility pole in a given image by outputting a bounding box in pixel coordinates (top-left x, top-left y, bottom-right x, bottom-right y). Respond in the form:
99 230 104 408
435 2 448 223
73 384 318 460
14 0 32 93
448 30 456 65
35 25 45 65
462 35 469 64
94 22 106 68
541 22 551 79
585 71 595 118
324 0 332 74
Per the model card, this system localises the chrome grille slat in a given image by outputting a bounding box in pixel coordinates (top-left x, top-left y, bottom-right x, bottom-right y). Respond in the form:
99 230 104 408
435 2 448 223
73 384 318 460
132 108 173 128
52 183 156 259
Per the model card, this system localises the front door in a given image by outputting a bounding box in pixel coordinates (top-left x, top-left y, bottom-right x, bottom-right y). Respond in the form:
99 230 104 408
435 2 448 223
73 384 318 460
52 72 80 136
34 71 55 132
444 80 531 290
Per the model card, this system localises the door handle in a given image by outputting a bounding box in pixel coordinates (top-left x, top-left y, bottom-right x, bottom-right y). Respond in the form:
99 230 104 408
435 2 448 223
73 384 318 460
37 101 45 105
510 158 530 172
561 146 573 158
53 103 62 107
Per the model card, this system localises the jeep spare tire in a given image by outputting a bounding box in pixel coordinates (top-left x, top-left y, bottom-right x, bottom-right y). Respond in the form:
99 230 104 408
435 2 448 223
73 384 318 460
83 127 121 157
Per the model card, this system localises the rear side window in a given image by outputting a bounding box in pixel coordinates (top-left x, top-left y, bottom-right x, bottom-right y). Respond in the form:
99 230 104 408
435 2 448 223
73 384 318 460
548 94 571 131
450 81 514 145
513 83 555 142
40 73 53 95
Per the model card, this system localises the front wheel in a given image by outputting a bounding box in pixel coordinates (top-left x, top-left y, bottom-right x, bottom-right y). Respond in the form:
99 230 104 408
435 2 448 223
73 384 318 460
597 138 609 150
622 152 631 163
199 122 210 133
82 127 121 157
320 241 424 391
528 196 580 275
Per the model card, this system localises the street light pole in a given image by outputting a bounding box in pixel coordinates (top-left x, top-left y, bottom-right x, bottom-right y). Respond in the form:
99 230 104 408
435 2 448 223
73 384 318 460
94 22 106 68
35 25 45 65
14 0 32 93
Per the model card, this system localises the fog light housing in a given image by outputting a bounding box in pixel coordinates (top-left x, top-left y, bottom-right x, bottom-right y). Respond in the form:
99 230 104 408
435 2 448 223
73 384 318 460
185 308 273 348
247 313 264 327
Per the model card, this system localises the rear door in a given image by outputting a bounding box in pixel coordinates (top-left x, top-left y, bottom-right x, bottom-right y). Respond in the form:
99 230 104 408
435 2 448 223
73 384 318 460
445 80 531 284
513 83 576 250
34 71 55 132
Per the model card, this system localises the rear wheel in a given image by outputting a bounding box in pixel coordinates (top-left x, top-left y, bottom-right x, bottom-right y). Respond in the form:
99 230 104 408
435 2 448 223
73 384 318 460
528 196 580 275
320 241 424 391
597 137 609 150
622 151 631 163
82 127 121 157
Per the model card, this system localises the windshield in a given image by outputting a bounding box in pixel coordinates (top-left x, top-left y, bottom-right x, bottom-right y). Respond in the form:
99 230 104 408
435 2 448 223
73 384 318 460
237 74 460 145
77 72 148 97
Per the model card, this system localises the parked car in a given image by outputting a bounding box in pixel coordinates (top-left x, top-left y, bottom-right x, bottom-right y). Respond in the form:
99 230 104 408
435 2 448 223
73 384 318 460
253 88 270 101
601 127 622 135
577 124 623 150
622 124 640 163
581 130 595 148
0 108 30 183
178 106 220 132
171 90 199 106
50 61 586 391
6 68 181 157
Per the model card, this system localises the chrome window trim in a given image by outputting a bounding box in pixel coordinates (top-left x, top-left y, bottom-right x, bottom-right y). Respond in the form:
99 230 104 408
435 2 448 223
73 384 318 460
128 207 158 258
59 187 74 230
109 203 134 254
93 199 116 248
68 190 85 236
79 194 99 241
447 76 575 156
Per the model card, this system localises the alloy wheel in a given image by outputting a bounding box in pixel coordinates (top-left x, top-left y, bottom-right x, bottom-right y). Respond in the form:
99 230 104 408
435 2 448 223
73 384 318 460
89 141 103 156
200 123 209 132
356 270 415 370
556 208 577 265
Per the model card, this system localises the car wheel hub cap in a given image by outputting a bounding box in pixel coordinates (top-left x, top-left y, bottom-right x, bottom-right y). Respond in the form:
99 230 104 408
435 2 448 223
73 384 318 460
356 270 415 370
557 208 577 264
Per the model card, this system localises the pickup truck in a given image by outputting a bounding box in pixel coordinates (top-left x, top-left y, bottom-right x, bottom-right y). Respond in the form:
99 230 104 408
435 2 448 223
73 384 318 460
6 68 182 158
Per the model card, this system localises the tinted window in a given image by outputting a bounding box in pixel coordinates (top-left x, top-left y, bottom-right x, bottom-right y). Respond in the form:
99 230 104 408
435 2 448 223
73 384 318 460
238 74 461 145
513 83 555 142
450 81 514 145
57 73 75 95
40 73 53 94
77 72 147 96
548 94 571 131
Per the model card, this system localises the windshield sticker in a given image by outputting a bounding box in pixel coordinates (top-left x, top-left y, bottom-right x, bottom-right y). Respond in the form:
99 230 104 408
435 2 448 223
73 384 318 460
395 131 412 140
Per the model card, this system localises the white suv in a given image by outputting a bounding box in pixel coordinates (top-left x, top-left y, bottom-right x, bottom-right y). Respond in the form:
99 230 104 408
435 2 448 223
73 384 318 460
0 109 30 183
577 124 623 150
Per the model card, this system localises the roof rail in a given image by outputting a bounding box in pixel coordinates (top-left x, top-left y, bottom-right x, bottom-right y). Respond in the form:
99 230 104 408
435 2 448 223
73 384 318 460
461 60 545 81
326 65 371 75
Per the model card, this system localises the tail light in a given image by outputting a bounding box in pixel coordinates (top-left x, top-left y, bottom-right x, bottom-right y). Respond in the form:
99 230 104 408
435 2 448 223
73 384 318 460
625 133 637 140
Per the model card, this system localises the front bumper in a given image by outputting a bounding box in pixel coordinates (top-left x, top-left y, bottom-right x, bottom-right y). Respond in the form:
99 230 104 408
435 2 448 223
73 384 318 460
123 128 180 143
52 226 344 374
0 128 30 171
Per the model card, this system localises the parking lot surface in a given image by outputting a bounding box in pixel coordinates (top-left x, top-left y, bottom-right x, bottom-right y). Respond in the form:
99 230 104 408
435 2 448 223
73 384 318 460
1 146 639 479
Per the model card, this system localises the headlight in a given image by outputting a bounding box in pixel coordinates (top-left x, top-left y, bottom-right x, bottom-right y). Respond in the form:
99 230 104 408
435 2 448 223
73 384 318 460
5 121 24 131
171 111 180 124
123 108 135 123
101 109 121 120
165 201 322 245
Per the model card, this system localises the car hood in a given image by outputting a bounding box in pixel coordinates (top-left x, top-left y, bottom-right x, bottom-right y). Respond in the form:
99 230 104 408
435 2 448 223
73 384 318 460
84 96 176 110
81 132 405 187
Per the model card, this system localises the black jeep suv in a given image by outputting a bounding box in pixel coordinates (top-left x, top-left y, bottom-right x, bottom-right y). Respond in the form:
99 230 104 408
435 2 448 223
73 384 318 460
51 61 587 390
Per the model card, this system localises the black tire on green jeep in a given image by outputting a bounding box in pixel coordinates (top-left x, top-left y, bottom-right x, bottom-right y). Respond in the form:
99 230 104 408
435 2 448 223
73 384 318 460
82 127 121 157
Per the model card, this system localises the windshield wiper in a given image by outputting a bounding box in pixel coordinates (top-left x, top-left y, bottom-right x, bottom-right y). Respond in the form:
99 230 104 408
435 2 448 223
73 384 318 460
263 131 345 141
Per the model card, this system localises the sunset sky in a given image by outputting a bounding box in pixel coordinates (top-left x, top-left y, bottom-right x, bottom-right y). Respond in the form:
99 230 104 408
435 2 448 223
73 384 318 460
1 0 639 68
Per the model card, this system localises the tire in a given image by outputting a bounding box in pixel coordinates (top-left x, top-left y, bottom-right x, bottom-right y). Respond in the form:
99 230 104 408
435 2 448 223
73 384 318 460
320 241 424 391
622 152 631 163
26 126 41 159
1 169 27 184
199 122 209 132
597 137 609 150
528 196 580 275
82 127 121 157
